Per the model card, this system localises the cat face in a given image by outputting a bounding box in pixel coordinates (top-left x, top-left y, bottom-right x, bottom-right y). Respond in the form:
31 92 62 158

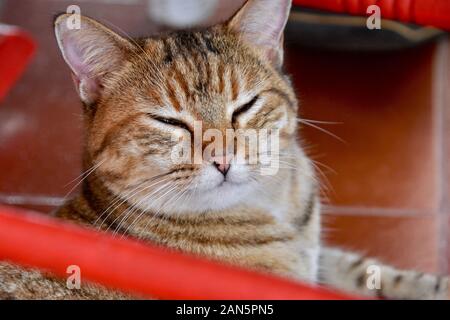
54 0 298 214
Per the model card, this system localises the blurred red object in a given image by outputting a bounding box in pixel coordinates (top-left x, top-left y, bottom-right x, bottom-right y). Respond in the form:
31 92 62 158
0 25 36 102
293 0 450 31
0 205 359 300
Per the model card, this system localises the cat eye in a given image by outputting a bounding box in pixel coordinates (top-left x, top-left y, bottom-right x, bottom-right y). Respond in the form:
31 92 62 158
231 95 259 124
148 114 191 133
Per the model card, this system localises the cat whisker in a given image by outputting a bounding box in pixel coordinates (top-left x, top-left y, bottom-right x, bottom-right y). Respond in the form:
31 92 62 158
94 182 145 228
95 177 163 228
128 184 186 239
109 180 173 234
63 161 102 188
309 161 334 199
124 182 191 239
114 181 178 235
300 118 343 125
297 118 346 144
310 159 337 175
62 159 106 201
96 174 172 229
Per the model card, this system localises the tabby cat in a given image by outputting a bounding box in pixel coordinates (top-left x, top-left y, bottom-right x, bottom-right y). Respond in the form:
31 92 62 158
0 0 448 299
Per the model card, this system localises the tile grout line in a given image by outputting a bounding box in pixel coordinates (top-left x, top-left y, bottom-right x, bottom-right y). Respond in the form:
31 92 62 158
323 205 436 217
432 38 449 275
0 194 66 207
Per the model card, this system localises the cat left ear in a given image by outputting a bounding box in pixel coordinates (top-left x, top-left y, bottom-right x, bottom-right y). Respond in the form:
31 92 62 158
227 0 291 68
54 14 134 106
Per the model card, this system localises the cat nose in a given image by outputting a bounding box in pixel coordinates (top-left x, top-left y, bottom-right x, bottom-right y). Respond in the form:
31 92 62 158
213 159 230 176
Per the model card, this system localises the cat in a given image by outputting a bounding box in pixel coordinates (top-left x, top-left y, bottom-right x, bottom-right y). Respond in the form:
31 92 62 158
0 0 448 299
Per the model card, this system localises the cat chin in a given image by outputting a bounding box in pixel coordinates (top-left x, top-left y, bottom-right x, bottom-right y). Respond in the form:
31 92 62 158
188 181 255 212
133 181 257 216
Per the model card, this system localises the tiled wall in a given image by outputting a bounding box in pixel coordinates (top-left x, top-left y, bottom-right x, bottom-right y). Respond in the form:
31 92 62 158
285 41 450 274
1 0 449 275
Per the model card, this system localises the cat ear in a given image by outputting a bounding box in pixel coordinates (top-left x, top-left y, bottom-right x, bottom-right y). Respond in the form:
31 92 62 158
54 14 134 106
227 0 291 67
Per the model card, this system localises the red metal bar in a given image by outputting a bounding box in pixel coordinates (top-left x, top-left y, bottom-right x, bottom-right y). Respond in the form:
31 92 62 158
0 205 358 299
293 0 450 31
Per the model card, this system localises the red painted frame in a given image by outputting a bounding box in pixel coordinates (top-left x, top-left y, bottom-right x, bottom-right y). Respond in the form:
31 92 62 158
0 25 36 101
293 0 450 31
0 205 359 299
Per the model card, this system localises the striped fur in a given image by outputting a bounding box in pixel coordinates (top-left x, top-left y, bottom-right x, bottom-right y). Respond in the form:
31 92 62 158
0 0 448 299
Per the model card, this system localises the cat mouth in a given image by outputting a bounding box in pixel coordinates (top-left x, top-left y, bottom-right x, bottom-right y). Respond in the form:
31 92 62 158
216 179 246 188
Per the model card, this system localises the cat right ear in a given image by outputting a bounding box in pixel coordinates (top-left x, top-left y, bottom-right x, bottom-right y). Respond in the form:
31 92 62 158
227 0 291 68
54 14 133 106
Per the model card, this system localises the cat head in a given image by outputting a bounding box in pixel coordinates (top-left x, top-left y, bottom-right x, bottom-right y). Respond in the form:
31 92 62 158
54 0 299 214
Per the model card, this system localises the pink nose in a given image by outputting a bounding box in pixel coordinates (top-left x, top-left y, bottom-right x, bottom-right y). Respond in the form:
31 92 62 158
213 157 230 176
